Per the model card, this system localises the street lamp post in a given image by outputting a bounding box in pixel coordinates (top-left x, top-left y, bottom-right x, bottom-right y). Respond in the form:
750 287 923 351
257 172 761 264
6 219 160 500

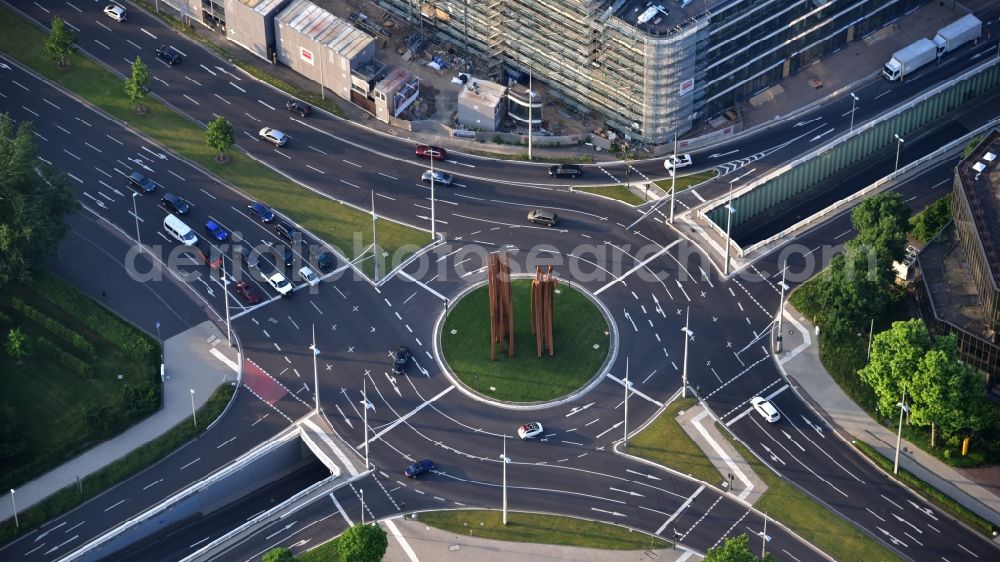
894 134 905 177
669 132 678 224
10 489 17 528
360 488 365 524
893 390 909 475
430 151 437 240
370 190 378 282
849 93 860 134
681 307 693 398
724 180 736 276
760 511 769 558
310 324 320 413
190 389 197 428
363 378 370 469
527 67 533 161
131 192 142 253
221 263 232 347
623 357 631 448
501 435 510 525
774 260 789 354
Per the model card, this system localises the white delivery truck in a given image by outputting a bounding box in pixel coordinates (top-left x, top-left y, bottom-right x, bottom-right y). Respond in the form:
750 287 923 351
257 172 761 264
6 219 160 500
933 14 982 55
882 38 937 81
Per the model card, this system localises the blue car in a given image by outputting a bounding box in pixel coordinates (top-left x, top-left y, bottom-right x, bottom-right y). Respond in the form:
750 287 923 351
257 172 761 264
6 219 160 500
247 201 275 223
404 459 434 478
205 220 229 241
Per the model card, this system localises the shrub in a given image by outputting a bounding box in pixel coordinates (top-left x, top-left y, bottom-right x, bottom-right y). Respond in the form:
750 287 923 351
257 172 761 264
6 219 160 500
6 328 29 359
492 134 503 144
12 296 96 357
909 196 951 243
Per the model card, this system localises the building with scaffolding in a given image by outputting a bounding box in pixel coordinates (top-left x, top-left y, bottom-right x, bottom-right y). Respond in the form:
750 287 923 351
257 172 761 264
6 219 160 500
373 0 926 145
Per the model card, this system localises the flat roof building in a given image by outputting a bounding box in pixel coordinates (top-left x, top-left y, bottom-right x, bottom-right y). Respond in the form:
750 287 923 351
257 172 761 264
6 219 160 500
457 79 508 132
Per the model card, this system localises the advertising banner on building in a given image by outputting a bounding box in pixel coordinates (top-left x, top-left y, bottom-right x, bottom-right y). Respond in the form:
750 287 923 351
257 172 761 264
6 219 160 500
300 47 314 66
680 77 695 96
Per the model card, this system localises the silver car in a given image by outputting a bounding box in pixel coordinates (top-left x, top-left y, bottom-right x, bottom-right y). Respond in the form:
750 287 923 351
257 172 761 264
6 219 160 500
259 127 289 147
421 170 453 186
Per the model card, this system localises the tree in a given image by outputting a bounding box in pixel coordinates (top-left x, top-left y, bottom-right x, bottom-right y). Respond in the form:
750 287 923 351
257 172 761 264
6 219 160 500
850 192 911 272
910 196 951 243
858 319 930 418
6 327 29 359
261 547 294 562
205 116 234 162
813 245 890 339
703 534 777 562
0 404 27 459
124 57 150 112
910 337 987 443
44 16 77 67
338 523 388 562
0 114 79 287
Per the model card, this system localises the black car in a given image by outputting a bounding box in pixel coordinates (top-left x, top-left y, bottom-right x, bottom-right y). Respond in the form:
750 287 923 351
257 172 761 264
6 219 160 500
236 244 259 268
276 246 294 268
313 250 334 270
247 201 275 223
393 345 411 374
404 459 434 478
275 222 300 242
160 192 190 215
285 99 311 117
548 164 583 178
155 45 183 66
128 171 157 193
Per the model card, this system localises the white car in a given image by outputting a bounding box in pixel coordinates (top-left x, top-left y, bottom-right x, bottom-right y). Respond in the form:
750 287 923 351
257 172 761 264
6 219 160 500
259 127 288 147
664 153 693 173
104 4 127 22
299 266 319 286
267 272 293 296
750 396 780 423
517 422 544 440
421 170 454 186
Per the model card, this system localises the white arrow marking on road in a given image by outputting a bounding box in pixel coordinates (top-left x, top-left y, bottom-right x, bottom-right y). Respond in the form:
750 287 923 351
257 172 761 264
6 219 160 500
800 415 825 437
412 357 429 377
794 117 823 127
265 521 297 540
35 521 66 541
595 421 623 439
876 526 908 548
386 373 402 397
906 499 937 520
781 430 806 451
624 311 638 332
709 149 739 158
591 508 626 517
610 487 644 497
566 402 595 417
44 535 79 555
810 127 835 142
892 513 923 534
626 468 661 480
760 443 786 466
335 404 353 429
141 146 167 160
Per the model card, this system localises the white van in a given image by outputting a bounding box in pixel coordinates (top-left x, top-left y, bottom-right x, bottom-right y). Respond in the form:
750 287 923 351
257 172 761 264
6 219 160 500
163 214 197 246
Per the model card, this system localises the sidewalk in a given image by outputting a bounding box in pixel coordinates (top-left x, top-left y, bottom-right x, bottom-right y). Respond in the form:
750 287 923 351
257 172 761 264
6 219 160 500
379 516 701 562
775 305 1000 533
0 321 239 522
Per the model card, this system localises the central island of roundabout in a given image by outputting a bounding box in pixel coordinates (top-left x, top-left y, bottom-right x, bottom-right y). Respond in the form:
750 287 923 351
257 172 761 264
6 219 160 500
438 263 613 405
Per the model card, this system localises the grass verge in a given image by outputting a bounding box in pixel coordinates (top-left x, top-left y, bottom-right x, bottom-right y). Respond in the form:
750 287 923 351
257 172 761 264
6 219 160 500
0 383 235 545
418 510 669 550
441 280 609 402
853 440 998 537
721 430 903 562
629 397 724 485
297 537 340 561
574 185 645 206
654 170 717 193
463 149 594 163
0 4 427 278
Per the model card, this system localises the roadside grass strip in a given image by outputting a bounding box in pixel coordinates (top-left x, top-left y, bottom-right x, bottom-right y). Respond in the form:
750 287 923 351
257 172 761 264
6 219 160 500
574 184 646 206
629 397 725 485
0 4 427 280
654 170 718 193
417 510 669 550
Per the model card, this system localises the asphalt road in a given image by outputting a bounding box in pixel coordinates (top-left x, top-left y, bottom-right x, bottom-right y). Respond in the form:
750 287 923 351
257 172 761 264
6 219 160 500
1 2 999 562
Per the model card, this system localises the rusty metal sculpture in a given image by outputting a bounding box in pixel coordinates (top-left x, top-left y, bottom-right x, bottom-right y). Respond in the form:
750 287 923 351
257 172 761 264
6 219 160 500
530 266 557 357
487 252 514 360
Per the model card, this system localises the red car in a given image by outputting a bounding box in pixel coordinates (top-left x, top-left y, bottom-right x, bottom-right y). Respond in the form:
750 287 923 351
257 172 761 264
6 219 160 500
235 281 261 304
415 144 447 161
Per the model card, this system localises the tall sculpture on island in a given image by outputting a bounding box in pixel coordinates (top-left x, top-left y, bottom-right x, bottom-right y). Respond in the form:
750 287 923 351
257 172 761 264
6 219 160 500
530 266 557 357
487 252 514 360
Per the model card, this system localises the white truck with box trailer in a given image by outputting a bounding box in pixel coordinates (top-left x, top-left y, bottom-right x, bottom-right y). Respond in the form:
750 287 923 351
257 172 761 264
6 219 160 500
933 14 982 55
882 38 937 81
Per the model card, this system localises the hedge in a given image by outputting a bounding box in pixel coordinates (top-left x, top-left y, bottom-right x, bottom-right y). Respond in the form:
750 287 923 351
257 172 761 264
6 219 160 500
34 335 92 378
852 440 998 537
11 297 96 358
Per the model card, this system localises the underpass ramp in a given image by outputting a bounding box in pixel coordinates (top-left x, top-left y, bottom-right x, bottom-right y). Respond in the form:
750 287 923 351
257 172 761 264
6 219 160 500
298 410 362 477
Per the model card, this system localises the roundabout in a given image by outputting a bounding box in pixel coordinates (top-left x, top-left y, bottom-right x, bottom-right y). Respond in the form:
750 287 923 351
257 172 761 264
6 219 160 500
439 278 612 403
